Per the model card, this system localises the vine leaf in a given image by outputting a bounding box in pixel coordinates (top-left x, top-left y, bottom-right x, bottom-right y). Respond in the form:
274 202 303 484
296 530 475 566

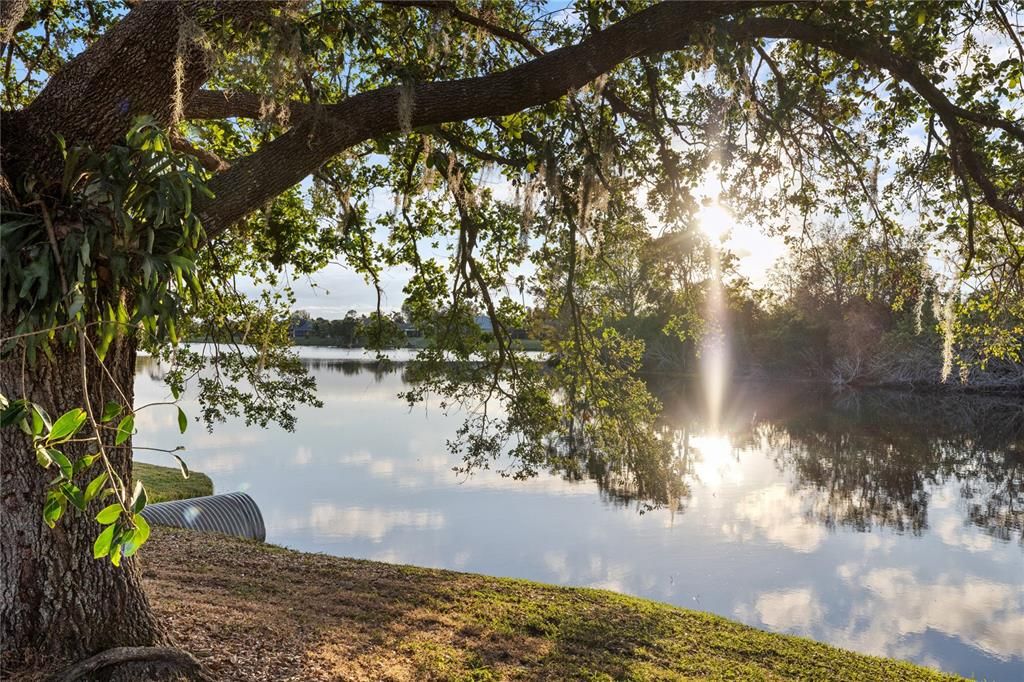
83 471 108 503
101 401 122 423
173 453 190 479
93 524 116 559
48 408 87 442
95 504 121 525
114 414 134 445
123 514 151 558
130 481 147 513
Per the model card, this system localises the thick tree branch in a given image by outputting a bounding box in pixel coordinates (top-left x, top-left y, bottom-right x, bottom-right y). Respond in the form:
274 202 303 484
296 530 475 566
186 88 312 121
2 1 280 179
170 133 230 173
0 0 30 46
197 1 774 236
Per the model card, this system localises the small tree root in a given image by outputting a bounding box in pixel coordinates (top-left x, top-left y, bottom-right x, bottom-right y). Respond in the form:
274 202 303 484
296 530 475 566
50 646 213 682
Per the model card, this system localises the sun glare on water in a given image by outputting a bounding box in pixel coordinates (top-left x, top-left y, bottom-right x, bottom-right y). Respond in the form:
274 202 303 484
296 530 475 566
690 434 739 489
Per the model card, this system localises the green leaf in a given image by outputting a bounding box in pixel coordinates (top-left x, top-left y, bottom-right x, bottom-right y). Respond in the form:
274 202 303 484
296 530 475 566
173 453 190 479
123 514 151 558
96 503 122 525
101 401 122 423
177 407 188 434
66 291 85 319
130 480 147 513
43 492 64 528
35 446 53 468
110 543 123 567
93 523 116 559
84 471 109 503
0 399 27 428
60 483 86 511
48 408 86 442
115 414 134 445
73 453 100 474
49 448 73 480
30 407 45 436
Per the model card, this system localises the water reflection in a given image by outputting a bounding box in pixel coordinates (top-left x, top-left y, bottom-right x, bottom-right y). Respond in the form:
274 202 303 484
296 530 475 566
134 354 1024 678
653 381 1024 546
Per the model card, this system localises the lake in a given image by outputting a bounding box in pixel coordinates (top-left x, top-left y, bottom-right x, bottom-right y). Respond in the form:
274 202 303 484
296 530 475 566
133 349 1024 680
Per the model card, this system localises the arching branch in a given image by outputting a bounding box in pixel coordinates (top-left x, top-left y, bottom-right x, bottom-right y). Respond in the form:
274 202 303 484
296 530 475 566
195 1 775 237
380 0 544 58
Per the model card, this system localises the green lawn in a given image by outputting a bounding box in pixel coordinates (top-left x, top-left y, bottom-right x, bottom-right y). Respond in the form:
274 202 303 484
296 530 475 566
134 461 213 503
145 528 961 681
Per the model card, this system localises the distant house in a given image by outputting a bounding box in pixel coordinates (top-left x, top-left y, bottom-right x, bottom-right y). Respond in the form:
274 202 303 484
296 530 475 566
474 314 494 334
290 318 314 339
398 322 422 338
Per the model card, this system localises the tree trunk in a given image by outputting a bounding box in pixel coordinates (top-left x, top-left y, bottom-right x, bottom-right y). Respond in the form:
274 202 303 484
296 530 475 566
0 319 165 676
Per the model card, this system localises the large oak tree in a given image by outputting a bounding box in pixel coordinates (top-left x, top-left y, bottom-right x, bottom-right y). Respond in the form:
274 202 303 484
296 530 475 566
1 0 1021 678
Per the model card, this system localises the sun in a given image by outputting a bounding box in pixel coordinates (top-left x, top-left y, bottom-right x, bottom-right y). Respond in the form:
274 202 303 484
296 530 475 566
696 200 733 242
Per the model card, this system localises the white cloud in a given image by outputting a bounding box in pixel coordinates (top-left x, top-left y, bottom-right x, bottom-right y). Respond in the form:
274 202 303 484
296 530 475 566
749 588 823 631
723 484 826 553
935 515 994 553
276 504 445 542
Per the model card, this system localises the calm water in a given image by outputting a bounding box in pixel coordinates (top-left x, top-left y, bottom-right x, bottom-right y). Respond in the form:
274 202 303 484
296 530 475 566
134 349 1024 680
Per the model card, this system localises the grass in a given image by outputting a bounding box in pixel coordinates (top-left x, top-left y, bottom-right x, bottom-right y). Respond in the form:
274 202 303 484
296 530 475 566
144 528 962 681
133 461 213 503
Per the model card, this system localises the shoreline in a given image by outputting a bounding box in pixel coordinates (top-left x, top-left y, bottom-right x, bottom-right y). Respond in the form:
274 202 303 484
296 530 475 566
141 528 961 681
128 464 964 680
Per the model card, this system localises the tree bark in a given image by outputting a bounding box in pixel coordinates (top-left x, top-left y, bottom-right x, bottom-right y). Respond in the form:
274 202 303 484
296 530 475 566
1 1 279 184
0 0 30 45
0 319 165 676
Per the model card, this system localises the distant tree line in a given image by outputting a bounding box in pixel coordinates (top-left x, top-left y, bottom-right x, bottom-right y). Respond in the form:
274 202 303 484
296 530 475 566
552 218 1023 392
288 307 533 348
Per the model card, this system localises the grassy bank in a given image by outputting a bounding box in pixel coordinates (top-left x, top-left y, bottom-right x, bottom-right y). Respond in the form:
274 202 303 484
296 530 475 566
134 461 213 503
144 528 958 681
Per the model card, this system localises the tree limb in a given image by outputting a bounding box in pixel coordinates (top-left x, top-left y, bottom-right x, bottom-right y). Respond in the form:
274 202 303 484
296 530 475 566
187 88 311 121
380 0 544 58
3 1 280 179
170 133 230 173
0 0 30 46
196 1 774 236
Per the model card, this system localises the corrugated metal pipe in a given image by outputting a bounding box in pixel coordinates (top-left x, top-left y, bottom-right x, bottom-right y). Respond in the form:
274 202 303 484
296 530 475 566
141 491 266 542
